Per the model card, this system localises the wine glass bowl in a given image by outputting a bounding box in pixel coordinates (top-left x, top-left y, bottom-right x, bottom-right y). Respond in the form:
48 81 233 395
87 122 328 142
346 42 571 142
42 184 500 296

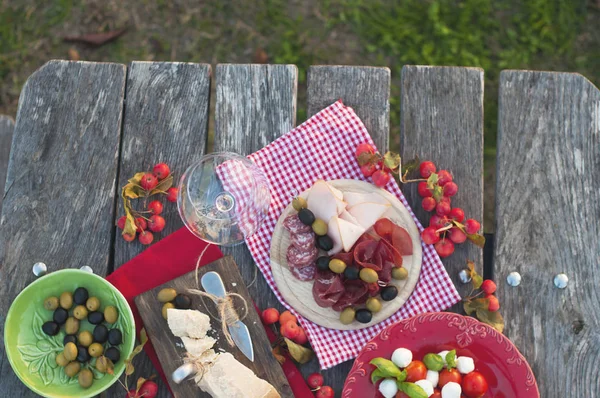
177 152 270 246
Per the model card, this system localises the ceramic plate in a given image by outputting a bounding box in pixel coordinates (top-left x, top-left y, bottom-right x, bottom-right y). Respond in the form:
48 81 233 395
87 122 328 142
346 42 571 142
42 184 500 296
343 312 539 397
4 269 136 398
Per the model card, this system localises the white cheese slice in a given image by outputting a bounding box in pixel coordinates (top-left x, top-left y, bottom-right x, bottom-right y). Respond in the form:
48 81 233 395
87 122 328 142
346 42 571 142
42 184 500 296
307 180 342 223
339 210 359 225
327 215 366 254
347 202 391 229
167 309 211 339
197 353 280 398
327 215 343 255
181 336 216 357
343 191 388 207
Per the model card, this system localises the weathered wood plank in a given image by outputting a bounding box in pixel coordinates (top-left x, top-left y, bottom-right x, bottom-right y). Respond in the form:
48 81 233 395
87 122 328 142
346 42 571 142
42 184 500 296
306 65 391 394
495 71 600 397
0 60 126 396
400 65 484 301
0 115 14 212
307 65 391 152
110 61 211 398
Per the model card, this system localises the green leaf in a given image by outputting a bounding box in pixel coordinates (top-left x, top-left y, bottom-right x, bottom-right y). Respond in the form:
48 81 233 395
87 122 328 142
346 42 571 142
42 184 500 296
136 376 147 392
125 360 135 376
467 233 486 248
401 155 420 178
371 369 385 384
426 172 438 189
284 338 314 364
431 185 443 202
397 369 407 382
476 308 505 333
128 172 147 185
397 381 428 398
140 327 148 345
446 350 457 369
121 195 138 237
383 151 401 171
423 353 444 371
369 357 403 379
465 260 483 289
464 298 489 315
149 175 174 195
123 183 146 199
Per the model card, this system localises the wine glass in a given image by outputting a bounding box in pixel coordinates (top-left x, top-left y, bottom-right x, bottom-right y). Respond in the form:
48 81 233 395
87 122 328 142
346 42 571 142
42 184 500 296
177 152 270 246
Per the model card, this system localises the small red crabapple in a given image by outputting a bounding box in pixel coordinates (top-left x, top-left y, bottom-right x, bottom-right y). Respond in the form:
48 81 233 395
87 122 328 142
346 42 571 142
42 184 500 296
293 327 308 345
481 280 497 295
280 321 300 340
148 215 166 233
443 181 458 197
421 227 440 245
279 310 297 325
486 294 500 312
422 197 436 212
138 381 158 398
437 170 453 186
449 207 465 222
152 163 170 180
139 230 154 245
434 239 455 258
436 201 451 216
419 161 437 178
166 187 178 202
148 200 163 215
372 170 391 187
429 214 447 229
316 386 334 398
448 227 467 244
307 373 324 389
465 219 481 234
117 216 126 230
135 217 147 232
122 233 136 242
417 182 432 198
360 163 376 177
439 196 451 205
355 143 375 158
140 173 158 190
261 308 279 325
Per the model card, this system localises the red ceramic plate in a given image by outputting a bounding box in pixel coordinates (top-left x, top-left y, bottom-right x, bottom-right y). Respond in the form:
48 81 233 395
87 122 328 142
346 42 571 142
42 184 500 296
342 312 539 398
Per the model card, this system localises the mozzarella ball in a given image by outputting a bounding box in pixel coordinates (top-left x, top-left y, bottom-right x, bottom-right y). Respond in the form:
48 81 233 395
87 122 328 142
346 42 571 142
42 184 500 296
441 381 462 398
437 350 449 367
415 379 434 396
426 369 439 388
378 378 398 398
391 348 413 368
456 356 475 374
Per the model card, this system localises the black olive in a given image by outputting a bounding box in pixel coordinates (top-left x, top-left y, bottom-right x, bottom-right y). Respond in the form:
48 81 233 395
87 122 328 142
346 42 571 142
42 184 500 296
105 347 120 363
298 208 315 226
108 329 123 346
174 294 192 310
63 334 77 345
42 321 59 336
316 256 330 271
317 235 333 251
93 324 108 343
88 311 104 325
73 287 89 305
380 285 398 301
53 308 68 325
76 345 90 362
355 309 373 324
344 266 360 280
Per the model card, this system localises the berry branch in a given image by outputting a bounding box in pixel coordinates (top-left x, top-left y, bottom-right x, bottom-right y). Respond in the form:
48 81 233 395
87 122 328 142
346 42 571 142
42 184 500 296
461 262 504 333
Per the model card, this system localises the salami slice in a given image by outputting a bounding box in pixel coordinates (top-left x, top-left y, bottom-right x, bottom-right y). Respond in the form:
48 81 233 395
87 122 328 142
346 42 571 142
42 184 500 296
283 214 311 234
289 262 316 281
286 244 318 268
291 231 316 251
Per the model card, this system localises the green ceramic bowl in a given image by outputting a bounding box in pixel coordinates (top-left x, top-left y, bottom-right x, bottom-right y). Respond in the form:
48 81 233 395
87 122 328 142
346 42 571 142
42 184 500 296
4 269 136 398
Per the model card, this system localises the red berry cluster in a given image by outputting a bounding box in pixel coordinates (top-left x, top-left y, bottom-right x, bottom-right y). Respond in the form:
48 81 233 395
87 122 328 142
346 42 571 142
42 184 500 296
118 163 179 246
481 280 500 312
417 161 483 258
355 143 393 187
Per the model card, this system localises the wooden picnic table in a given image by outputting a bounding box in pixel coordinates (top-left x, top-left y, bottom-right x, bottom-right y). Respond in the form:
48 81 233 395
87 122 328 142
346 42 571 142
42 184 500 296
0 61 598 397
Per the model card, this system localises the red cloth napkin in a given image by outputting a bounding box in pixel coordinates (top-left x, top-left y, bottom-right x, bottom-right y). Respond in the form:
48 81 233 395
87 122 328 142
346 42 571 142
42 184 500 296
106 227 311 397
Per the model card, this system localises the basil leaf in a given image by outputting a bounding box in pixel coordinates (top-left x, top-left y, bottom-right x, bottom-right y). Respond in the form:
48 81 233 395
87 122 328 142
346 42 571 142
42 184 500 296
397 369 407 382
397 381 428 398
369 357 403 379
446 349 457 369
371 369 385 384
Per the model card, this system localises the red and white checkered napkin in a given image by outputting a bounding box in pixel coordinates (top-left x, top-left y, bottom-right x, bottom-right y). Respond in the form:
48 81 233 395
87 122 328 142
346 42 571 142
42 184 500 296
222 100 461 369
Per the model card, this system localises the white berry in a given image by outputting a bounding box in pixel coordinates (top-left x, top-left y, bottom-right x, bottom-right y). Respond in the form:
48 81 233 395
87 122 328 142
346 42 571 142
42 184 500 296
426 369 439 388
456 356 475 374
391 348 413 368
441 381 462 398
437 350 449 367
378 378 398 398
415 379 434 396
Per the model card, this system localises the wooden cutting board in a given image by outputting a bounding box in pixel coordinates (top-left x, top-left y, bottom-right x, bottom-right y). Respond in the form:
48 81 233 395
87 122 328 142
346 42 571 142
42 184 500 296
135 256 292 398
270 179 423 331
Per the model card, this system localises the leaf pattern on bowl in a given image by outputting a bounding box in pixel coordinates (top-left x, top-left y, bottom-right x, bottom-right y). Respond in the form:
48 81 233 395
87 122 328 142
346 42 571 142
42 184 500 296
111 289 132 341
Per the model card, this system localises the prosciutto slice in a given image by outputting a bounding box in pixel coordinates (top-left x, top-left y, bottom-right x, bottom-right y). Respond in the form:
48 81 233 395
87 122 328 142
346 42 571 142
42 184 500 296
373 218 413 256
332 280 369 311
312 271 345 308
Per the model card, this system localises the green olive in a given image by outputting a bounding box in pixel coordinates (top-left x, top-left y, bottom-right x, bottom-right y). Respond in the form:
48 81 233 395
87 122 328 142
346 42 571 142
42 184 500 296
95 356 109 373
392 267 409 280
340 307 356 325
311 219 328 236
366 297 382 313
73 305 88 320
55 352 69 367
59 292 73 310
78 368 93 388
65 317 79 334
162 302 175 319
44 296 59 311
63 342 78 362
292 196 307 211
64 361 81 377
329 258 347 274
78 331 93 347
359 268 379 283
88 343 104 358
104 306 119 324
86 297 100 312
157 288 177 303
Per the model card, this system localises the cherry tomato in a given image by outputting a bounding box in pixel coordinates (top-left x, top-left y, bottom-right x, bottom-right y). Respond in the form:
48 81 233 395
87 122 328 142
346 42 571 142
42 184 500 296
405 360 427 382
395 393 409 398
438 368 462 388
430 390 442 398
462 371 489 398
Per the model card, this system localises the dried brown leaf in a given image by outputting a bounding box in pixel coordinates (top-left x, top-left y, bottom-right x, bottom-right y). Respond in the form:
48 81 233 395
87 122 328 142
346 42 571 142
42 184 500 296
128 172 147 185
463 298 489 315
271 346 286 365
284 338 313 364
476 308 505 333
467 233 486 248
149 175 173 195
63 28 128 47
136 376 147 392
125 360 135 376
383 151 401 171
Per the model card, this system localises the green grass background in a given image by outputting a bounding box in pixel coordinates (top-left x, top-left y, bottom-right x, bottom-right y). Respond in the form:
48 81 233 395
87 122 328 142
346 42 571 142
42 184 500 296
2 0 599 227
